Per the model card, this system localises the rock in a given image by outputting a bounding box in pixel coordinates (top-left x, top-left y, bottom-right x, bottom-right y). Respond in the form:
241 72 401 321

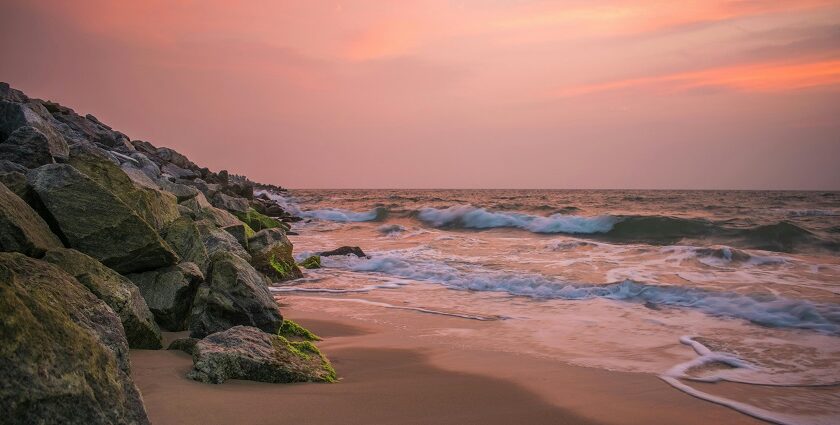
248 228 303 282
155 147 195 170
0 99 69 161
0 182 63 257
199 204 242 227
223 223 253 251
127 262 203 331
43 248 162 349
234 207 287 232
0 126 60 168
67 144 180 231
320 246 368 258
212 192 250 213
161 162 197 179
27 164 179 273
189 251 282 338
129 152 161 179
121 164 162 190
0 160 29 197
298 255 322 269
158 178 200 202
162 216 209 271
167 337 199 355
0 252 150 424
179 191 212 217
131 140 157 155
195 219 251 262
187 326 336 384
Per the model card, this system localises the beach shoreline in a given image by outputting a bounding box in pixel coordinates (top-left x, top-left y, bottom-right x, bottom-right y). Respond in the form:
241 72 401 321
132 307 762 425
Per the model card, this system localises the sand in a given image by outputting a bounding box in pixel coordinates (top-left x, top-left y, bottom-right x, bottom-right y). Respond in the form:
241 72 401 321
131 310 763 425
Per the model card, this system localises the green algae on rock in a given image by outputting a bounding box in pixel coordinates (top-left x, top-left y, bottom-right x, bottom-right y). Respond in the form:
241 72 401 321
0 181 62 257
248 228 303 282
0 253 150 425
27 163 178 274
297 255 322 270
43 248 163 349
187 326 336 384
279 319 322 341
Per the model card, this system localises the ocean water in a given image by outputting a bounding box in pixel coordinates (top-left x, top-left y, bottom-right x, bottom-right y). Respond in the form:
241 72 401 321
265 189 840 425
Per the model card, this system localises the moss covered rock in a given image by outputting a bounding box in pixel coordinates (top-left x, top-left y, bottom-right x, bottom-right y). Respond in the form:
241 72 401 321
223 223 254 251
195 219 251 262
67 144 179 231
0 181 62 257
297 255 322 270
0 253 149 424
189 251 282 338
248 228 303 282
27 164 178 274
43 248 162 349
126 262 204 332
162 216 209 271
187 326 335 384
234 207 287 232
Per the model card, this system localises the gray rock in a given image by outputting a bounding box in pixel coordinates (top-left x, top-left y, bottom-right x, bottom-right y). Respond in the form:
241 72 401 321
0 182 63 257
223 223 252 251
127 262 204 331
27 164 179 274
0 99 69 161
212 192 250 213
189 251 281 338
161 162 196 179
195 219 251 262
0 252 150 424
321 246 368 258
0 126 60 168
187 326 336 384
43 248 162 349
162 216 209 271
167 337 200 355
158 178 200 202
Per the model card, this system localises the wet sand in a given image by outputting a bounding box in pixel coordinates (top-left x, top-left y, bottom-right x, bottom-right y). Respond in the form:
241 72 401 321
131 311 763 425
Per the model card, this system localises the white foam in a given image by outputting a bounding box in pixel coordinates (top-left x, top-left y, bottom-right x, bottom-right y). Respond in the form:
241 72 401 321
417 205 617 234
299 207 381 222
290 296 503 321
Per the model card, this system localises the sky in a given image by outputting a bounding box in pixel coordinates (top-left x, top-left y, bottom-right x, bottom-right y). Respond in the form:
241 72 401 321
1 0 839 189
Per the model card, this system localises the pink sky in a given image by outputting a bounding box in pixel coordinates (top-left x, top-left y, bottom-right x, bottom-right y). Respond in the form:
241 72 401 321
1 0 839 189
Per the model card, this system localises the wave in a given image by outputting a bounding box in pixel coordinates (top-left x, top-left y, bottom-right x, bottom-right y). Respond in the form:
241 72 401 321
413 205 836 253
416 205 617 234
326 252 840 334
299 206 388 222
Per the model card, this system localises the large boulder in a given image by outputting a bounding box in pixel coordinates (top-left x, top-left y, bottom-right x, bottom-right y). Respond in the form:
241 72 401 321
0 182 63 257
27 164 179 273
212 192 250 213
234 207 287 232
67 144 180 231
189 251 282 338
0 126 62 168
0 253 150 424
0 99 68 161
162 216 209 271
43 248 162 349
195 219 251 262
248 228 303 282
320 246 368 258
187 326 336 384
126 262 203 332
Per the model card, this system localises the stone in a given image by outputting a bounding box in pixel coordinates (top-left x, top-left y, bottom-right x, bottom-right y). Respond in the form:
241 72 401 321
223 223 253 251
0 126 59 168
248 228 303 282
320 246 368 258
158 178 200 202
0 253 150 424
189 251 282 338
67 144 180 231
0 182 63 257
212 192 250 213
161 162 196 179
27 164 178 274
195 219 251 262
0 99 69 161
127 262 203 332
234 207 287 232
298 255 322 269
43 248 162 349
162 216 210 271
167 337 200 355
187 326 336 384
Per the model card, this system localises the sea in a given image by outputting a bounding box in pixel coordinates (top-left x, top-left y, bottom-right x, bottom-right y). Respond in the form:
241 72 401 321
262 189 840 425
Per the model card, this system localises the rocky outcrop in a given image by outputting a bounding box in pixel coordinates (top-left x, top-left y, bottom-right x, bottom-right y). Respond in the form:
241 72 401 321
27 163 179 273
67 144 180 231
189 251 282 338
248 228 303 282
321 246 368 258
0 182 63 257
43 248 162 349
187 326 336 384
0 253 149 424
127 262 203 332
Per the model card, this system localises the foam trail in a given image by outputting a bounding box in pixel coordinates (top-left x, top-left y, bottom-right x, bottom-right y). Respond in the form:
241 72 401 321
255 189 385 222
417 205 617 234
331 253 840 333
291 296 503 321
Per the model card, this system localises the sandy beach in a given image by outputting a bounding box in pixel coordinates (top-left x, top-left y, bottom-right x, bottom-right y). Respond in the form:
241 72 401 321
132 307 762 425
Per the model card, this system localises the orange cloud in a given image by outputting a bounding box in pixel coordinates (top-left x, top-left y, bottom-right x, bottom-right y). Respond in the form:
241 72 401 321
556 59 840 96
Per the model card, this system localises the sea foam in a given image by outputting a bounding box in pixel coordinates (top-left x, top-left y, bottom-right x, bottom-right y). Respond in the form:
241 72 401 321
416 205 617 234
